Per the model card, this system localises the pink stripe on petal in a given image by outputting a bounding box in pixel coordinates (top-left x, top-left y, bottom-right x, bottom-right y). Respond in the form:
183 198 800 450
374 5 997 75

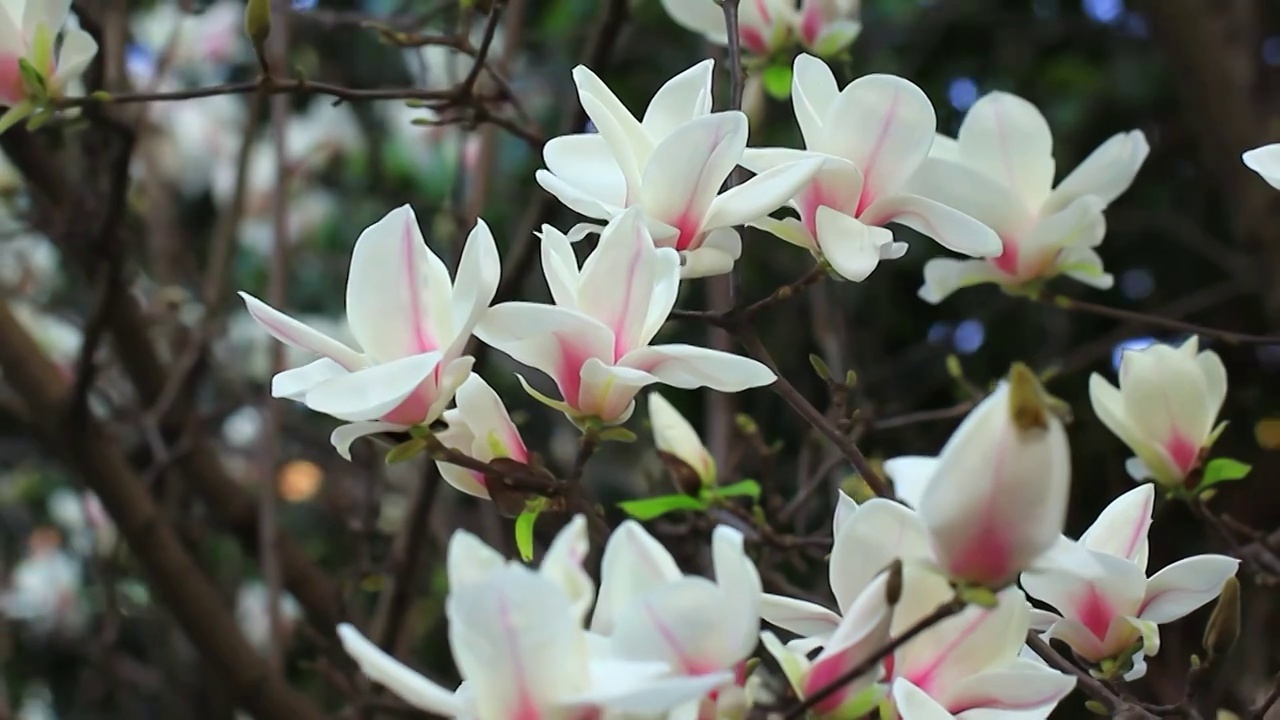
400 216 437 354
799 4 823 45
496 592 544 720
1165 431 1199 474
904 610 992 695
854 90 903 216
0 55 26 105
555 333 596 411
741 27 769 54
1075 584 1115 641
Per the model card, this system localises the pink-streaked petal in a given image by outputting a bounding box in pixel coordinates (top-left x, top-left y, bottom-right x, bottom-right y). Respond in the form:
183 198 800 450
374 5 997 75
452 373 526 461
955 91 1055 211
239 292 365 370
1020 551 1146 643
904 156 1032 240
822 74 935 208
806 574 893 714
475 302 614 409
894 582 1029 693
620 343 775 392
1079 484 1154 568
577 358 656 423
337 624 465 716
609 576 740 675
579 208 664 356
639 112 748 250
593 520 683 634
447 566 589 719
346 205 453 361
304 352 442 423
1139 555 1240 624
1040 616 1109 662
331 420 407 461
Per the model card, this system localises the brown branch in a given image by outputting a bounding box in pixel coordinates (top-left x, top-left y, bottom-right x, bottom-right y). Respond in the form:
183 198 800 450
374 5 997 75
0 299 327 720
1025 633 1159 719
1046 294 1279 346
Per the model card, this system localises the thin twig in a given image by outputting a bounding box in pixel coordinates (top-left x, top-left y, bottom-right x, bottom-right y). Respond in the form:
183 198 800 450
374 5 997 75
1046 294 1279 345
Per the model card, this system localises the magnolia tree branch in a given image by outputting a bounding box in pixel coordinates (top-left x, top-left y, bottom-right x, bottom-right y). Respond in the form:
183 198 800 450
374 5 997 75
1043 294 1280 346
0 299 327 720
1025 633 1161 719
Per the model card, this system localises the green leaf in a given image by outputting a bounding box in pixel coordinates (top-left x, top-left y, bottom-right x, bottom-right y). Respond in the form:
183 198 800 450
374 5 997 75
761 63 792 99
598 427 637 443
385 437 428 464
1197 457 1252 493
17 58 46 99
708 479 762 501
514 500 544 561
617 493 708 521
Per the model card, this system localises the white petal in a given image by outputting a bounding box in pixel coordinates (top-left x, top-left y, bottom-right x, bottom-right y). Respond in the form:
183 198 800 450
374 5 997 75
1244 143 1280 191
331 421 407 461
891 679 954 720
345 205 453 361
805 574 893 713
447 218 500 356
535 167 620 220
642 59 716 139
304 352 442 422
272 358 348 401
620 344 775 392
680 230 740 279
649 391 715 485
592 520 682 634
542 134 628 209
1058 246 1115 290
578 358 657 423
813 207 896 282
1020 551 1147 646
904 156 1031 239
572 65 652 195
238 292 365 370
475 302 614 405
943 658 1076 715
639 112 747 236
829 498 930 612
894 583 1029 686
881 455 938 509
537 224 582 310
1080 484 1155 568
1140 555 1240 624
917 258 1005 305
455 373 525 461
658 0 729 44
956 91 1055 211
1045 130 1150 214
446 530 507 588
822 74 935 202
52 29 98 90
704 157 823 231
861 193 1003 258
792 53 840 149
540 516 595 624
1120 342 1217 448
759 594 842 637
579 208 665 353
447 566 588 719
337 624 464 716
712 525 764 660
609 576 742 673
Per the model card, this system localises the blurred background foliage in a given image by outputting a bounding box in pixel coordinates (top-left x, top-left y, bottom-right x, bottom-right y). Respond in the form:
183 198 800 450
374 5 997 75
2 0 1280 717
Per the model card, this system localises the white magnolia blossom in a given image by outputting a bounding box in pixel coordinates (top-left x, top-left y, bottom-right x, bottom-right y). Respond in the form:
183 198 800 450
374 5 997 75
1089 336 1227 488
477 208 775 425
1244 143 1280 190
659 0 861 58
240 205 498 458
1023 484 1240 680
536 60 821 277
340 518 736 719
434 373 529 499
0 0 97 107
885 369 1071 588
909 90 1148 303
742 55 1001 282
592 521 763 719
648 391 716 487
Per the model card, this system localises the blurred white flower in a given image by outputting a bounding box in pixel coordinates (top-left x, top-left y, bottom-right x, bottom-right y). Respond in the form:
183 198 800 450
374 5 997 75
0 233 60 299
47 489 115 557
235 580 304 657
1 538 86 638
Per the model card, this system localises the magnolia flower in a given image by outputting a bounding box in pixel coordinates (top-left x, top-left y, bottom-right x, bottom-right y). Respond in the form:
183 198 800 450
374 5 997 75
796 0 862 56
1244 144 1280 190
340 519 725 719
648 391 716 487
592 522 762 717
239 205 498 458
760 498 928 641
761 570 895 718
1022 484 1240 679
536 61 821 277
890 572 1075 719
477 208 774 425
1089 336 1227 488
658 0 795 56
900 366 1070 588
909 91 1148 303
742 55 1001 282
0 0 97 108
434 374 529 499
